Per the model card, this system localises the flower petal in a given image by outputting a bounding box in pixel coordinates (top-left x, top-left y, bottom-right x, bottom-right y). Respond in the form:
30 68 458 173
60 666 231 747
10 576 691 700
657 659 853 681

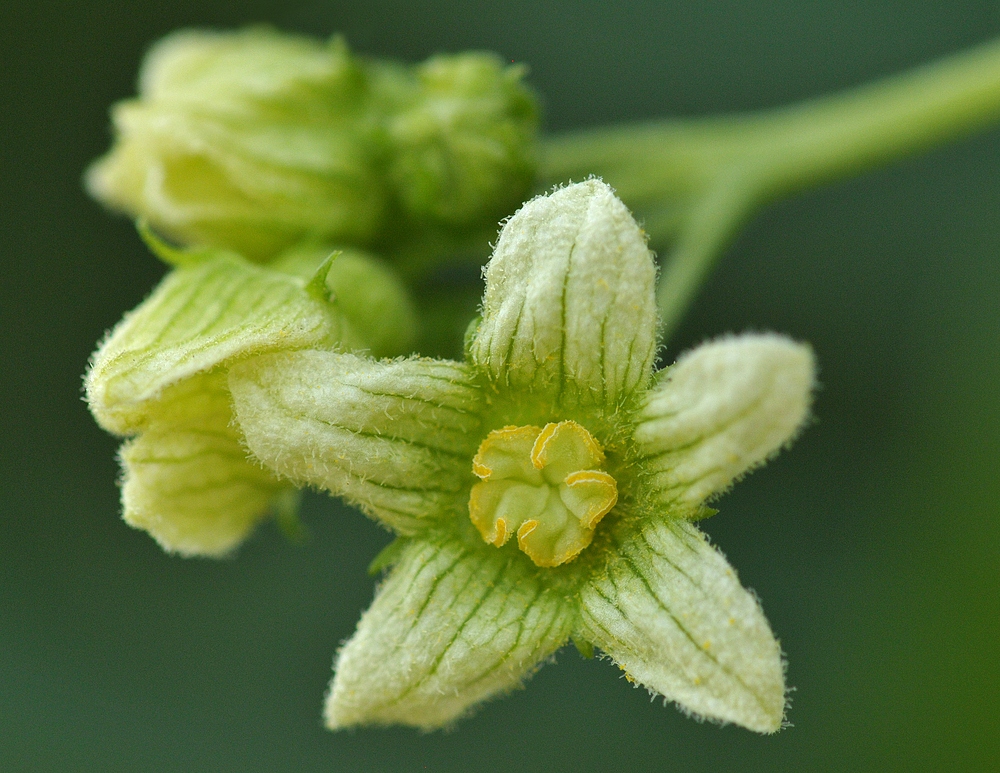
325 534 574 729
86 252 346 435
634 333 815 509
119 370 287 556
469 179 658 407
580 517 785 733
229 351 484 534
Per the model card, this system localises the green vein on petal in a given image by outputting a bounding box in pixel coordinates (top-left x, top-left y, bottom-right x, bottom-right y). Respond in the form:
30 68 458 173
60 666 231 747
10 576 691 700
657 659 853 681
119 369 289 557
325 533 574 729
580 517 785 733
86 251 348 435
229 350 484 534
634 333 815 509
469 179 657 409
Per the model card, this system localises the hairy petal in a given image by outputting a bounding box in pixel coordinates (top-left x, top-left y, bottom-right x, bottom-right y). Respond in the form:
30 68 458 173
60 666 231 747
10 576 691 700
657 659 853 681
84 247 421 557
634 333 815 508
86 253 345 435
469 179 658 407
119 370 287 556
325 535 574 729
581 518 785 733
230 351 484 533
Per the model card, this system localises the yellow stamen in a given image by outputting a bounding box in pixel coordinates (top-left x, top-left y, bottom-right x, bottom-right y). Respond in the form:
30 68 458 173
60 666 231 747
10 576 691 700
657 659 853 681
468 421 618 567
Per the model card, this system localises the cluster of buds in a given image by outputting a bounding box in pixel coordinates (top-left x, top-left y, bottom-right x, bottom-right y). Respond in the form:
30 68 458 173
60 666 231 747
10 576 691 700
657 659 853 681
87 27 539 267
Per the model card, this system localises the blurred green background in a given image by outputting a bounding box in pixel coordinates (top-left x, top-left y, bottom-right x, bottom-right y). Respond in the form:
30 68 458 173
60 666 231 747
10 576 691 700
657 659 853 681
3 1 1000 770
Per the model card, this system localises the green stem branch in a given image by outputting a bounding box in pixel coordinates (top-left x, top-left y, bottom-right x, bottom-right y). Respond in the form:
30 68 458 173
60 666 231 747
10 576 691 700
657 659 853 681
542 36 1000 339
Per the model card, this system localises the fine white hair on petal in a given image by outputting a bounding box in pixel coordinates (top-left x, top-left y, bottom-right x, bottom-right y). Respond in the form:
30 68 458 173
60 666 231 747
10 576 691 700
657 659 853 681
580 518 786 733
634 332 815 508
229 350 484 534
325 536 573 729
470 179 658 407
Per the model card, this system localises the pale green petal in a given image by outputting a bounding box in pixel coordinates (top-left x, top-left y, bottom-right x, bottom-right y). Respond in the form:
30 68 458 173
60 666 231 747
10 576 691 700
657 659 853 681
90 105 385 259
85 252 346 436
580 517 785 733
137 28 360 108
634 333 815 508
469 179 658 407
325 534 574 729
119 370 287 557
229 351 484 534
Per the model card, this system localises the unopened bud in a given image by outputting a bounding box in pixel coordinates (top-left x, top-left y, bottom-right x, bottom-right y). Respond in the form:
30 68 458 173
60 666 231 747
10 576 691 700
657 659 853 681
86 28 386 261
387 53 539 228
86 30 541 269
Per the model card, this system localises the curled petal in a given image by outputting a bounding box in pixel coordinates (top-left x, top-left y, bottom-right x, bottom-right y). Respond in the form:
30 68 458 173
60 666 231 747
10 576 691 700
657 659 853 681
580 517 785 733
326 535 574 729
86 253 344 435
634 333 815 508
119 370 287 556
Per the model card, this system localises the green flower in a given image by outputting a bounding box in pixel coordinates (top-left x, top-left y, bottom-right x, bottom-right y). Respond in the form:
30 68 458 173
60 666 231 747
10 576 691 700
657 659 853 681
85 240 415 556
228 180 815 731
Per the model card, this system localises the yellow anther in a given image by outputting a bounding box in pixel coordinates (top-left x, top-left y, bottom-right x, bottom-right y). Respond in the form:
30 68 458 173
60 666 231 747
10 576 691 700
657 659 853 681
529 423 559 469
562 469 618 529
518 519 539 540
493 517 509 546
468 421 617 567
530 420 605 477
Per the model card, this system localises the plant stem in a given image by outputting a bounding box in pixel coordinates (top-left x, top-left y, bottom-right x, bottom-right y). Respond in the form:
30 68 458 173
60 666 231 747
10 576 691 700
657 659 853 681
542 36 1000 339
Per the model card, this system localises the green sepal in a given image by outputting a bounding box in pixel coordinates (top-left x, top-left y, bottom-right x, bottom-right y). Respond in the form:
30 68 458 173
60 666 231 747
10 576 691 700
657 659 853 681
690 506 719 522
367 536 411 576
461 314 481 360
572 637 595 660
304 252 339 304
270 242 419 358
273 487 308 545
137 219 213 268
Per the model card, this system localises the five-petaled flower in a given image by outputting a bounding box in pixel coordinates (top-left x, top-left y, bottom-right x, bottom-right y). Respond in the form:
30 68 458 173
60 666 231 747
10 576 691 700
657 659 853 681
229 180 815 732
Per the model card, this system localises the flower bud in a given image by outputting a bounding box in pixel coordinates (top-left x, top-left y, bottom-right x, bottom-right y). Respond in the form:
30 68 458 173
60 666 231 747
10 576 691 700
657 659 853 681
86 27 387 261
386 53 539 228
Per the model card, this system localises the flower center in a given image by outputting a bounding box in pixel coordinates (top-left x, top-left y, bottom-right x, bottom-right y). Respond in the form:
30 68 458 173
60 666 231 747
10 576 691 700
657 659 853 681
469 421 618 567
